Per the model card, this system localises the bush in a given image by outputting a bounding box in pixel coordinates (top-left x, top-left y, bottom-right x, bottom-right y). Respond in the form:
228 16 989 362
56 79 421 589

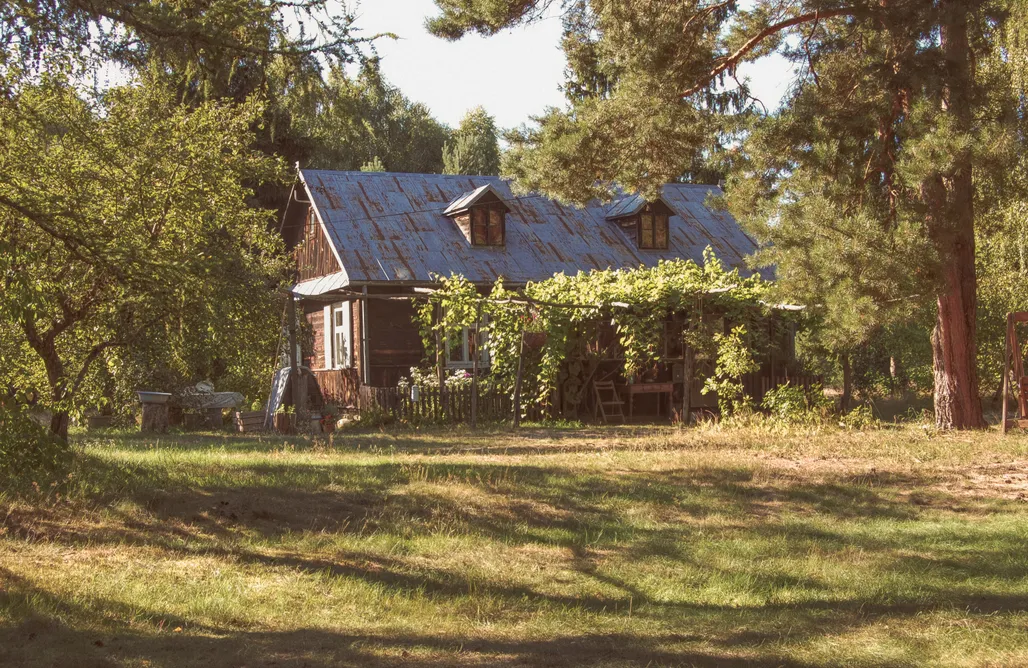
0 401 72 492
761 383 834 425
838 403 879 430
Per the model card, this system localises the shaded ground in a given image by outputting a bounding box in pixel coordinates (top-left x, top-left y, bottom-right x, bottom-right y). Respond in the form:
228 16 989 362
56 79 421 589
2 425 1028 667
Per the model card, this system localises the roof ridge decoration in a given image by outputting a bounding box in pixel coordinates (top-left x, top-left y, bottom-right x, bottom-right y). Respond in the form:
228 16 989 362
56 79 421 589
443 183 511 217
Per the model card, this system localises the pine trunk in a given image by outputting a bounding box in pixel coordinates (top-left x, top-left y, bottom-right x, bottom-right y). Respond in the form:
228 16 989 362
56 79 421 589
931 234 984 429
929 0 985 429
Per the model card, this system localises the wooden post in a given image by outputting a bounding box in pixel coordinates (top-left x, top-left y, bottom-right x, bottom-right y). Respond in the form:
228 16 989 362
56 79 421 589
512 311 528 429
471 302 481 429
287 296 303 432
1003 312 1011 434
360 286 370 385
681 342 693 426
436 301 446 419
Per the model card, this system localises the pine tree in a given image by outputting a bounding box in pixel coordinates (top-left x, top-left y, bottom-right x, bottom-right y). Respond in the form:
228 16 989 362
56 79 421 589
443 106 501 176
429 0 1021 428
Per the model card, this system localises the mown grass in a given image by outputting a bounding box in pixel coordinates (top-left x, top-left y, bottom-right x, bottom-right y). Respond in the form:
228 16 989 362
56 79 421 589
3 424 1028 667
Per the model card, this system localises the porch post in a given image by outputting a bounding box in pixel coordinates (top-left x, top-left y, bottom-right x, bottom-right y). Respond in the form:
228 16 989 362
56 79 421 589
287 295 307 431
471 301 481 429
436 301 446 417
360 286 370 386
512 305 528 429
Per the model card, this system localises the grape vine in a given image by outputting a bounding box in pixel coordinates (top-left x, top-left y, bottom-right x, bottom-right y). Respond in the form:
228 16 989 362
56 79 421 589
415 248 783 416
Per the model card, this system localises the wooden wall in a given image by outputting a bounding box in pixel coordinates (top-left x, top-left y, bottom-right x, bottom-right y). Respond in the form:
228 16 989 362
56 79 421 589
364 294 424 386
295 208 340 281
307 308 326 369
313 368 360 408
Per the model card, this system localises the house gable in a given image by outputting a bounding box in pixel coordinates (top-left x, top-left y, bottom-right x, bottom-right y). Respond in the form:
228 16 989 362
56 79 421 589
295 206 342 282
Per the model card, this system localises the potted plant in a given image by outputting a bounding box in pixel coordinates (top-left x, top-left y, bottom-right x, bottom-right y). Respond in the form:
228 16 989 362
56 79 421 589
320 405 339 433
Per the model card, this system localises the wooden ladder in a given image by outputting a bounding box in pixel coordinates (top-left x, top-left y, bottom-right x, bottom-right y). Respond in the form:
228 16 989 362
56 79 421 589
593 380 625 423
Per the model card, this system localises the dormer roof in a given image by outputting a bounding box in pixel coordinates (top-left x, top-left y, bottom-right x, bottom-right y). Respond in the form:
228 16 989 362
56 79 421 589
605 193 672 219
443 183 510 217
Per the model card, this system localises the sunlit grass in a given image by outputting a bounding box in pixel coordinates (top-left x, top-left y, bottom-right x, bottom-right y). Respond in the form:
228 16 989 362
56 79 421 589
2 425 1028 666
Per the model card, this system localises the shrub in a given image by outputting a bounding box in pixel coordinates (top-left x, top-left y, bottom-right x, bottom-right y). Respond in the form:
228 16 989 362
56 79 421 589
761 383 836 425
0 401 72 492
839 403 879 430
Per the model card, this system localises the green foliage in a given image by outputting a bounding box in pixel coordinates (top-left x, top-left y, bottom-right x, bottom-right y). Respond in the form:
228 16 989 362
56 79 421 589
415 250 775 416
761 383 835 425
443 106 501 176
702 326 759 416
0 0 363 85
0 401 72 490
361 156 387 172
294 62 450 174
838 404 880 430
0 77 288 437
429 0 1022 428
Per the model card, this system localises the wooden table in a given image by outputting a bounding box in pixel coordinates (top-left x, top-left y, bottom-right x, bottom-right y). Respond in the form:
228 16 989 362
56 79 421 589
626 382 674 419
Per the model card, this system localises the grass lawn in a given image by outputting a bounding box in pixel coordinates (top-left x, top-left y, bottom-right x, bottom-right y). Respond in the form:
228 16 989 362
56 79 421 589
3 423 1028 667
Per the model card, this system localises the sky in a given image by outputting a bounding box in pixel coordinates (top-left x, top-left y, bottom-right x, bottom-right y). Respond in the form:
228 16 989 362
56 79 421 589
349 0 796 130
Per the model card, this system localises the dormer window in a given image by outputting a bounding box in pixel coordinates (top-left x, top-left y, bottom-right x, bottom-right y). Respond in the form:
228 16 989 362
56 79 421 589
639 207 669 249
471 207 505 246
606 194 672 250
444 183 510 247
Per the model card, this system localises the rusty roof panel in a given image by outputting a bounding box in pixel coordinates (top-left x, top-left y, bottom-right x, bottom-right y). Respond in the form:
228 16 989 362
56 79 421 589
297 170 762 285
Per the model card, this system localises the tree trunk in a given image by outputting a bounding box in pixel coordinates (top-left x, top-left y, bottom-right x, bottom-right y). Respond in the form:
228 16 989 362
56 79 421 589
932 255 984 428
50 410 70 442
929 0 986 429
840 353 853 413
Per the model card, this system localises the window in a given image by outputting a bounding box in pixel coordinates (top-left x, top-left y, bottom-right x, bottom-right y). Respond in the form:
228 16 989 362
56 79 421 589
470 207 504 246
325 302 352 369
445 322 490 368
638 211 669 249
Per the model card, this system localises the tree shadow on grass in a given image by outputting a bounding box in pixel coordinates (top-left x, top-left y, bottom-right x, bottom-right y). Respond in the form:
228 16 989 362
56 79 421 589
5 446 1028 666
0 567 904 668
5 562 1025 668
46 451 986 551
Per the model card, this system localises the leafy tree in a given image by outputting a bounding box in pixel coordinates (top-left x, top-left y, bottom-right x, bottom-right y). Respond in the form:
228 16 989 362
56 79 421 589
0 78 287 440
292 61 449 173
443 106 501 175
429 0 1020 429
0 0 364 82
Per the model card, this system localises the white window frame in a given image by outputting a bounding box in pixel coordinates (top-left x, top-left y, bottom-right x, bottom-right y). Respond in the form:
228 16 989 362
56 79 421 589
445 321 490 369
325 302 352 369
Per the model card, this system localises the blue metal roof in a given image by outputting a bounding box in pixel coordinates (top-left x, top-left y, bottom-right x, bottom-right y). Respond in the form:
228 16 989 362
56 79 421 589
296 169 761 287
605 193 651 219
442 183 509 216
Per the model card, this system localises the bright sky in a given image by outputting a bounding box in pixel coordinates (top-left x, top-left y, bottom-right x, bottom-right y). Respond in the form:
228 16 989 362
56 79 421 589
350 0 796 130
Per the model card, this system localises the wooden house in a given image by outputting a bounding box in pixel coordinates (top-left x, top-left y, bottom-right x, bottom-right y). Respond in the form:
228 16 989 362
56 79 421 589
279 169 796 413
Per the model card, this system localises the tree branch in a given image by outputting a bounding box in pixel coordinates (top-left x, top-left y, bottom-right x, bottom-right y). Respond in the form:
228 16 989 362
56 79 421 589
71 340 117 396
681 7 866 97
